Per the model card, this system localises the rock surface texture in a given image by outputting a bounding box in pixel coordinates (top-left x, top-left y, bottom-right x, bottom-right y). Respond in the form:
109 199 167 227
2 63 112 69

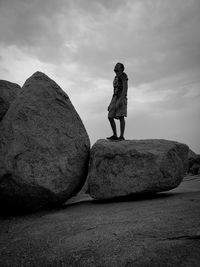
88 139 189 199
0 72 90 211
0 176 199 266
0 80 21 121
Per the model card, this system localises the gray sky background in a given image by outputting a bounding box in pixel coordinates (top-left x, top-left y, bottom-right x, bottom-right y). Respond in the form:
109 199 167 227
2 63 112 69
0 0 200 152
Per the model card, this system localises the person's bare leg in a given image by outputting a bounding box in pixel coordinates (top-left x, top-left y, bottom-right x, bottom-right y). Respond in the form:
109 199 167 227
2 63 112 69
119 117 125 139
108 117 117 137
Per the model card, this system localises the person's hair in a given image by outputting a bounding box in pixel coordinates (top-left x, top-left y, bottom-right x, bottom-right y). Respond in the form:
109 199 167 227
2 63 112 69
117 62 124 72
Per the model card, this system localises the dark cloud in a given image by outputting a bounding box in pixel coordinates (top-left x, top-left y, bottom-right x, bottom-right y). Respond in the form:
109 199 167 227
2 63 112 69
69 0 200 85
1 0 200 85
0 0 74 63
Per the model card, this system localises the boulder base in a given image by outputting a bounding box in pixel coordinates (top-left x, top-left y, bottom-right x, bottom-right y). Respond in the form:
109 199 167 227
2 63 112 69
88 139 189 199
0 72 90 211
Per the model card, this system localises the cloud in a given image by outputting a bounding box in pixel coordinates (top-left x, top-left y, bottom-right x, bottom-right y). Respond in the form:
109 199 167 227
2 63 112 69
1 0 200 84
0 0 200 152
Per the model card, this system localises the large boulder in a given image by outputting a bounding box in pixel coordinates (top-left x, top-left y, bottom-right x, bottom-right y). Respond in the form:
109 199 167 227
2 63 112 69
0 72 90 211
0 80 21 121
88 139 189 199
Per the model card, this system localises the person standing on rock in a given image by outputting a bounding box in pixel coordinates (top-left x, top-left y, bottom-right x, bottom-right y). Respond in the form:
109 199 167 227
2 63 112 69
107 62 128 141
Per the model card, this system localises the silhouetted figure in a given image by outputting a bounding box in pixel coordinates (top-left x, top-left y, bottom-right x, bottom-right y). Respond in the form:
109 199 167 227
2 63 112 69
107 62 128 141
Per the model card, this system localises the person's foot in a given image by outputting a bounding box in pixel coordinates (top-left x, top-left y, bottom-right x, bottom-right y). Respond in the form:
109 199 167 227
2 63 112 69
106 135 118 141
118 136 125 141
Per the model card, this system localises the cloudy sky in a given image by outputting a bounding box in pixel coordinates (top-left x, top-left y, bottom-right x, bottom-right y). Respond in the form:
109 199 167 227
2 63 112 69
0 0 200 152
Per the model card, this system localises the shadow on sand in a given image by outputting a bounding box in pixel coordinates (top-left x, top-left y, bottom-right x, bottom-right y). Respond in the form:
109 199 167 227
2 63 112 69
0 191 180 218
91 191 177 204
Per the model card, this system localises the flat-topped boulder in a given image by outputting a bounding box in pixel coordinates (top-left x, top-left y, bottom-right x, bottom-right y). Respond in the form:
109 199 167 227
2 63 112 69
0 80 21 121
0 72 90 211
88 139 189 199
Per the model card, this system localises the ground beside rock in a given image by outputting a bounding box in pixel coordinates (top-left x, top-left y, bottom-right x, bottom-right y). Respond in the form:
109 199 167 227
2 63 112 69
0 175 199 267
88 139 189 199
0 72 90 211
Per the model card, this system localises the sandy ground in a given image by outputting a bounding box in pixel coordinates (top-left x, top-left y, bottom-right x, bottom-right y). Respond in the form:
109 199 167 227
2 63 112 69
0 175 200 267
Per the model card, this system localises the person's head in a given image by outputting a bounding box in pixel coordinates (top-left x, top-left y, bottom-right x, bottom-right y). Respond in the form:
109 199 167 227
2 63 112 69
114 62 124 74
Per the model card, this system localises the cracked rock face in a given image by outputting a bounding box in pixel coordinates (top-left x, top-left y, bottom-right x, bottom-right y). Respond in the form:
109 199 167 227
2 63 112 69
88 139 189 199
0 80 21 121
0 72 90 211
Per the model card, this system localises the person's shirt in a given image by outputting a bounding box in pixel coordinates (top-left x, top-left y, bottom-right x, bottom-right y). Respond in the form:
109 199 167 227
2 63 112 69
113 72 128 98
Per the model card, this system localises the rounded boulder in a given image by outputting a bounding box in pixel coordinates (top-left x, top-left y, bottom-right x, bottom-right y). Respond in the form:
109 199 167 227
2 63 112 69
0 80 21 121
0 72 90 211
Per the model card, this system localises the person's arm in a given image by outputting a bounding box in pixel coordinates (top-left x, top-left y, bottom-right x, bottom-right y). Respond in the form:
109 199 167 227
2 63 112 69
117 77 128 108
121 79 128 98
